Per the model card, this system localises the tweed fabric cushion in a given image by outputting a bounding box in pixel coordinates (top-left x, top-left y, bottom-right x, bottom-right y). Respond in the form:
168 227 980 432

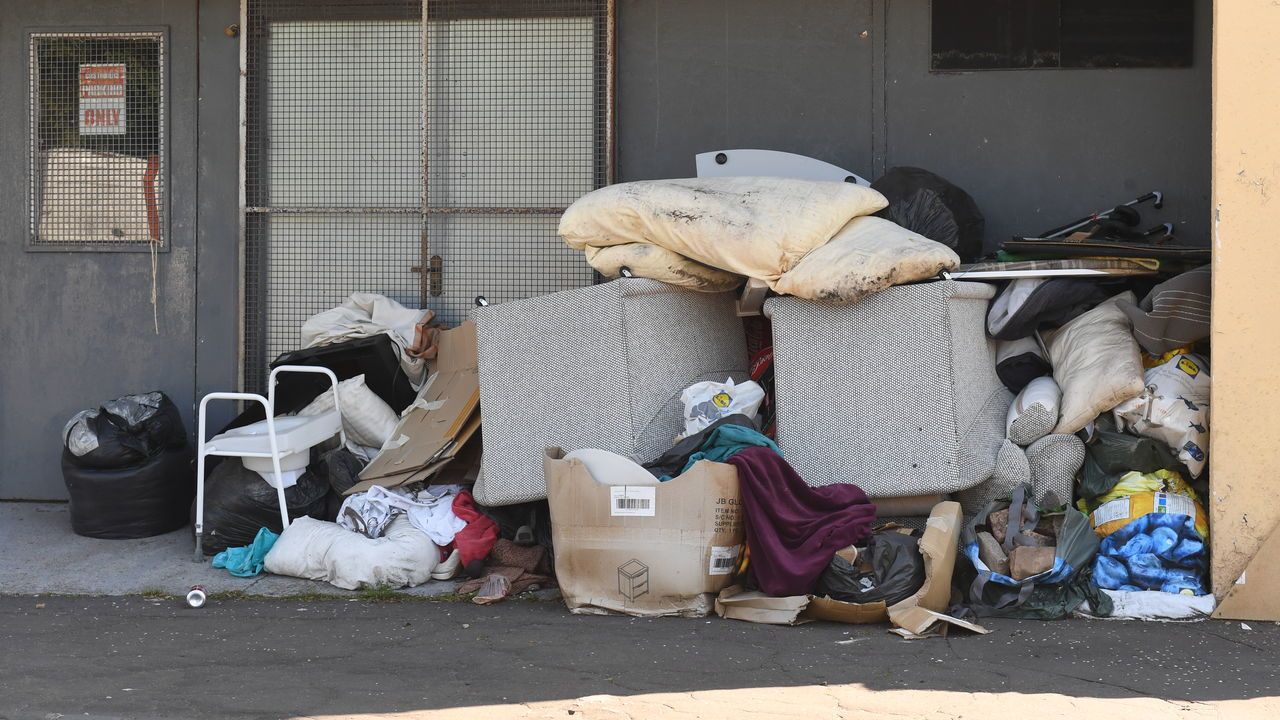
473 279 747 507
958 439 1031 519
767 281 1007 497
1026 433 1085 508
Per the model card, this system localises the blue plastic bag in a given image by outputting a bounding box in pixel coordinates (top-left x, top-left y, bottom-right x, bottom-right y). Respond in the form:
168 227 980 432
1093 513 1207 595
211 527 279 578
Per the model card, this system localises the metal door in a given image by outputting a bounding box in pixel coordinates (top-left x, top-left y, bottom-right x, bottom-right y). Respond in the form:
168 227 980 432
242 0 612 391
0 1 201 499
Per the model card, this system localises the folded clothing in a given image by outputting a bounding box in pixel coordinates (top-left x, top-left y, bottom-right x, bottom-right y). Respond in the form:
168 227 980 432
727 447 877 596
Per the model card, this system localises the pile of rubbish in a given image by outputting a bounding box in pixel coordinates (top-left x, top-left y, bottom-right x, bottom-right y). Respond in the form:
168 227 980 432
61 167 1215 628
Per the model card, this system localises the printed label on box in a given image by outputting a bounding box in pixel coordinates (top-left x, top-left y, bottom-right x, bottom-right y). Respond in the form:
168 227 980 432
610 486 656 517
1091 496 1130 528
709 545 741 576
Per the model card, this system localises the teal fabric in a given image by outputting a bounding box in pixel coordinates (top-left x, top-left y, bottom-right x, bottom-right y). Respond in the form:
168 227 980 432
665 424 781 480
212 527 279 578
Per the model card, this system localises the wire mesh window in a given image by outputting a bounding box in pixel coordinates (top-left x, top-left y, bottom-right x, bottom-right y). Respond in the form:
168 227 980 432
28 31 167 251
243 0 612 392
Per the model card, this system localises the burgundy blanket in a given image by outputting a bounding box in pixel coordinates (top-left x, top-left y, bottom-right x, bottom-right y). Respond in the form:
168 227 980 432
728 447 877 596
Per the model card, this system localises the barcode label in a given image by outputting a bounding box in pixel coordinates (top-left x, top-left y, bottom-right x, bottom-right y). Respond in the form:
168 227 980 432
709 545 741 576
610 486 656 517
1091 496 1130 528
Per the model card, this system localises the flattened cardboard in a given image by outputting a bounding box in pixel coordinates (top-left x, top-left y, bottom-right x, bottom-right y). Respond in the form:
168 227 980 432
887 501 987 637
347 322 479 494
714 588 889 625
546 448 744 618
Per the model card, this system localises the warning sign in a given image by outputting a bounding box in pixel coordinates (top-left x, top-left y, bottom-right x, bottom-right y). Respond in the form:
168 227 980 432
79 64 126 135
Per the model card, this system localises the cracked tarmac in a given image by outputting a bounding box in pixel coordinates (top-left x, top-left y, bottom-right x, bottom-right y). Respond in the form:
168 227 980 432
2 595 1278 719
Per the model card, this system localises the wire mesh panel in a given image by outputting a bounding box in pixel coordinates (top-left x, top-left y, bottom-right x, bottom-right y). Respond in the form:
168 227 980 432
425 5 608 321
28 31 166 250
244 2 423 391
243 0 611 391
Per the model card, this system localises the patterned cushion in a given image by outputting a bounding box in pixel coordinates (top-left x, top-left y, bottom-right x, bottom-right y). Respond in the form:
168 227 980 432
472 279 747 507
767 281 1009 497
958 439 1030 519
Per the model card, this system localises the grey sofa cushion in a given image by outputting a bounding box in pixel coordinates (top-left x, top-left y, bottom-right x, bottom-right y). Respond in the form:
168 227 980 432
472 279 747 507
767 281 1009 497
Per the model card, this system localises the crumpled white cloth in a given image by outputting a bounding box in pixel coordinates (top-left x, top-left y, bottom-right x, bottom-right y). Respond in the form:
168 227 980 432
337 485 467 545
300 292 429 388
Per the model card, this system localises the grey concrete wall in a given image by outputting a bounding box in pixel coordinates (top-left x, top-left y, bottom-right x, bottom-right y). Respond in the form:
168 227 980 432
0 1 202 499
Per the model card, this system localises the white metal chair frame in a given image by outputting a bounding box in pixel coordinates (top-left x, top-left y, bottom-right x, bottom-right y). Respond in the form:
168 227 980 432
193 366 346 561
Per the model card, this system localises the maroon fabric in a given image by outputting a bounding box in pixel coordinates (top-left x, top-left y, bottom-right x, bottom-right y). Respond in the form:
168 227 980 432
727 447 877 596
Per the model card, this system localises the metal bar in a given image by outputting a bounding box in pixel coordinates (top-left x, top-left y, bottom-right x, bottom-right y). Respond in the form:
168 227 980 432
245 205 568 215
237 0 249 394
420 0 431 307
606 0 616 185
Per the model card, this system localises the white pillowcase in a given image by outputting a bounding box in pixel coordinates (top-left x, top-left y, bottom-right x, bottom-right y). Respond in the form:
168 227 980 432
298 374 399 449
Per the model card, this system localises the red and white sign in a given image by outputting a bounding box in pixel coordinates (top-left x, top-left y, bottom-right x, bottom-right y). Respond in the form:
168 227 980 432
79 63 127 135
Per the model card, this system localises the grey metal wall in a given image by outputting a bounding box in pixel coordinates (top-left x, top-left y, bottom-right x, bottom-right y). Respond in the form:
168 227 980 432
883 0 1212 249
0 1 199 499
617 0 1212 248
617 0 878 182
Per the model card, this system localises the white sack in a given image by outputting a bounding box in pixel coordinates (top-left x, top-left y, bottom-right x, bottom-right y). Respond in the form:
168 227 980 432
1044 292 1145 435
300 293 429 387
584 243 744 292
264 515 439 591
772 216 960 304
1113 352 1211 478
297 374 399 450
680 378 766 437
560 177 888 284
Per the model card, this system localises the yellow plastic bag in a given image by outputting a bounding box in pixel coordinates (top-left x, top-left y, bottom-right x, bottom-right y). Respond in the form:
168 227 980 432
1082 469 1208 539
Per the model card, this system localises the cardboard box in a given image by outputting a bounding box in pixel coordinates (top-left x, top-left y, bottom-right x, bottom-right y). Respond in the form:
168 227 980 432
545 448 744 618
715 502 987 638
347 322 480 494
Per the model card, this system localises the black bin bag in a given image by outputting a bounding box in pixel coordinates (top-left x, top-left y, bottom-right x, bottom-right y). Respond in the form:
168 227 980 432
872 167 985 262
61 446 195 539
63 391 187 470
195 457 329 556
815 530 926 606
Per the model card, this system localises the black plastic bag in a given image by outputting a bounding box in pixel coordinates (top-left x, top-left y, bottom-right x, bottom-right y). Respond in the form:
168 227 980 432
64 392 187 470
872 167 985 262
315 447 368 521
196 457 329 556
1080 416 1184 502
815 531 925 606
61 446 195 539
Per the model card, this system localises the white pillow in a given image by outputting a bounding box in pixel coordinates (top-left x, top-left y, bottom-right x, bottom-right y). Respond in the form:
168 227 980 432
1006 376 1062 447
1044 293 1145 434
559 177 888 283
298 374 398 449
772 216 959 304
583 243 743 292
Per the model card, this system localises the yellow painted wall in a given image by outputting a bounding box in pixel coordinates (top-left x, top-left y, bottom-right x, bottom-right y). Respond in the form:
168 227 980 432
1210 0 1280 599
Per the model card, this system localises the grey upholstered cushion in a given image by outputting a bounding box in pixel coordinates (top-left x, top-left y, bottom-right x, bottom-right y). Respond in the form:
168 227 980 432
1009 405 1057 447
472 279 747 507
767 281 1009 497
958 439 1030 519
1026 433 1085 508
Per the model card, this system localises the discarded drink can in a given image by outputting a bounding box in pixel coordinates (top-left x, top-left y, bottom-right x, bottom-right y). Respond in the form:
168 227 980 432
186 585 207 609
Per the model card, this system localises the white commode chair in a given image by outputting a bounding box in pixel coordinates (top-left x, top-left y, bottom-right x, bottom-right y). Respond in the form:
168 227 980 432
193 366 346 561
